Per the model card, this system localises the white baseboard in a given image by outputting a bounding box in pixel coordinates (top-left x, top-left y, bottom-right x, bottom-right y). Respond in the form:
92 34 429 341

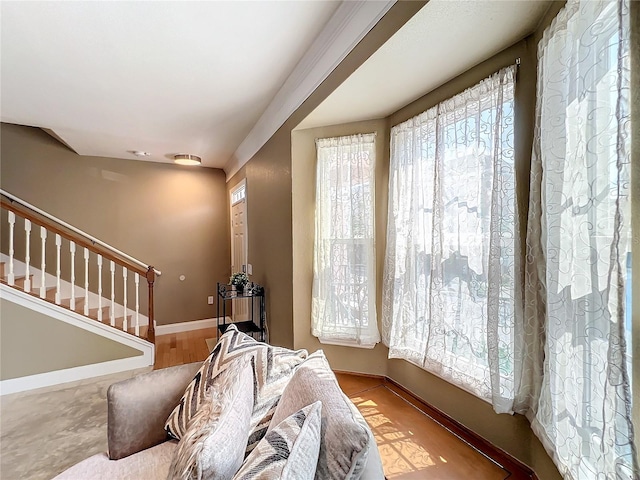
0 355 153 396
156 317 231 336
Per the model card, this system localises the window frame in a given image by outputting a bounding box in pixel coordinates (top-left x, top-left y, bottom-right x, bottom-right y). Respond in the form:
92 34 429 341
312 133 380 348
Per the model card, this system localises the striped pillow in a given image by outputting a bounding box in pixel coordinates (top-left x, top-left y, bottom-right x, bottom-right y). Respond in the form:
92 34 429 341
167 359 254 480
165 324 308 454
233 401 322 480
267 350 371 480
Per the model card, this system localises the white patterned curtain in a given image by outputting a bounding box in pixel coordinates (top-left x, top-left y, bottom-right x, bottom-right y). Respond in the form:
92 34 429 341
524 0 636 478
312 134 380 347
382 66 518 412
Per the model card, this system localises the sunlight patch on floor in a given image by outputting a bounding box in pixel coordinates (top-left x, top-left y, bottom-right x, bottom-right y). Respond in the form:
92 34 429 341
353 399 438 478
335 373 510 479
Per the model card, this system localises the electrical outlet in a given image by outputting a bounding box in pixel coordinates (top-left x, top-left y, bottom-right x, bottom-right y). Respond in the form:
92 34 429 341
207 295 214 305
247 264 253 275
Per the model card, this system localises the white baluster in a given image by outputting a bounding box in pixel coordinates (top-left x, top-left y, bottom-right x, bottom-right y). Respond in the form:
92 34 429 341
7 212 15 285
84 248 90 316
70 241 76 310
122 268 128 332
97 255 103 321
134 272 140 336
39 226 47 298
55 234 61 304
110 261 115 327
24 219 31 292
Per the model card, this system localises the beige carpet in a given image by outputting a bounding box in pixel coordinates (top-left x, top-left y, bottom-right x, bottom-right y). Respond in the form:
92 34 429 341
205 337 217 352
0 368 148 480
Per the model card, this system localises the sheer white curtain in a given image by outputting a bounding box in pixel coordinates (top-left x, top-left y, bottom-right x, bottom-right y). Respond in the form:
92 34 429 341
382 66 518 412
524 0 636 478
312 134 380 347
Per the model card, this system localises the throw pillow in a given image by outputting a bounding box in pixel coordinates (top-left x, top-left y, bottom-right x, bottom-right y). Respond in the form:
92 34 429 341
267 350 370 480
167 359 254 480
233 401 322 480
165 324 308 454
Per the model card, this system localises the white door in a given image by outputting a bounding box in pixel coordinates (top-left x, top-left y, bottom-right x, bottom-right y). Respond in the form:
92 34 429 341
230 180 248 321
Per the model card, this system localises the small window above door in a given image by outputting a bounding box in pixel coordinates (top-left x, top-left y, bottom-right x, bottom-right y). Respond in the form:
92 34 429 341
231 181 246 205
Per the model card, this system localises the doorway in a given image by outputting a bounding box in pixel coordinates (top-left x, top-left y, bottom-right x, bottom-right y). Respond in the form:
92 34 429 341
230 179 248 321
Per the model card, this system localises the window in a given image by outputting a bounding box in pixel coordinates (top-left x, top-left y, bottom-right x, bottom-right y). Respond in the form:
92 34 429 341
312 133 380 347
382 65 517 412
524 0 635 477
231 181 246 205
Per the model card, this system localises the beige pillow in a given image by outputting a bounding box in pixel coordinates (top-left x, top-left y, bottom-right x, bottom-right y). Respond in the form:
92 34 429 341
167 359 254 480
165 324 308 455
233 401 322 480
268 350 370 480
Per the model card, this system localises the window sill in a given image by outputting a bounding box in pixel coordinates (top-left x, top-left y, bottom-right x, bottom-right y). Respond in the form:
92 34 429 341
318 337 377 349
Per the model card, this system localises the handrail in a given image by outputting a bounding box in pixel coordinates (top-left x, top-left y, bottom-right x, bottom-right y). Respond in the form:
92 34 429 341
0 189 161 276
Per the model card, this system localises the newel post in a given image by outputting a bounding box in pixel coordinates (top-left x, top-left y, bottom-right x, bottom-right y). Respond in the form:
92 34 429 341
146 266 156 344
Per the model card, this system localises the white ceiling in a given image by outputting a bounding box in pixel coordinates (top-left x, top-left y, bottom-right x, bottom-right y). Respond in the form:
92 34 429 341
1 1 347 169
297 0 552 130
1 1 552 173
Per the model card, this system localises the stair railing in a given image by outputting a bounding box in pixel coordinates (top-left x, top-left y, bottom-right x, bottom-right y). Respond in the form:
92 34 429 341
1 189 159 343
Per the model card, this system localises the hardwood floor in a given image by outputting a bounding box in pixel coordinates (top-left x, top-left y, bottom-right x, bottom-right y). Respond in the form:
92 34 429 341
154 327 217 369
335 374 512 480
154 328 526 480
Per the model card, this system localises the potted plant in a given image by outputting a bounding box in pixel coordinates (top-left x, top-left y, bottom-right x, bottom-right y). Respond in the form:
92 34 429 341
230 272 249 294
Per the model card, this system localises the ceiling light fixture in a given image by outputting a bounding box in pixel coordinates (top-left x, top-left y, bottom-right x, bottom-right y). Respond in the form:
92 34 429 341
173 154 202 166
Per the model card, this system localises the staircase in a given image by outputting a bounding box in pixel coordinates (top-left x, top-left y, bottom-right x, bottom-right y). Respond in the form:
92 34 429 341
0 190 162 395
1 189 158 343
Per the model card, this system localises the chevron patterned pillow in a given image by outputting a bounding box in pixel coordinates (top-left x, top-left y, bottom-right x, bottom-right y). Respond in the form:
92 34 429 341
267 350 371 480
165 324 308 455
167 359 254 480
233 401 322 480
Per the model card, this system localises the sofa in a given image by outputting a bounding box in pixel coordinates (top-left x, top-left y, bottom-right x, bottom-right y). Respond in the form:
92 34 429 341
54 337 385 480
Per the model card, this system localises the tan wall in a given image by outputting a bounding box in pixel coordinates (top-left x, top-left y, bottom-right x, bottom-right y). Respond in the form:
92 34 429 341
0 298 141 380
0 123 230 326
226 140 296 347
291 119 390 375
